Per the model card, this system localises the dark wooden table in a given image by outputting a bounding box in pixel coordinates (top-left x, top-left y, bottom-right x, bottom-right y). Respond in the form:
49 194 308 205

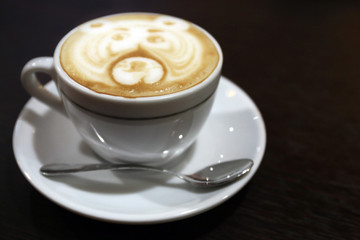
1 0 359 239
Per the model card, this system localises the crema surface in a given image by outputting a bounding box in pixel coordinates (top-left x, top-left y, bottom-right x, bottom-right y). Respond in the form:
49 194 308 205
60 14 219 98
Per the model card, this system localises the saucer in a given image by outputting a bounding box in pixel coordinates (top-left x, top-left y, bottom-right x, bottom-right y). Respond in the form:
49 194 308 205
13 76 266 224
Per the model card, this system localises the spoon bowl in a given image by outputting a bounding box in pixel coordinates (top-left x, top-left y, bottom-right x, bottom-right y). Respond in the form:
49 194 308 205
40 159 254 187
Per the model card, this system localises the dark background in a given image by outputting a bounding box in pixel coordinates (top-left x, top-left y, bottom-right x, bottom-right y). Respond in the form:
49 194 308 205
1 0 359 239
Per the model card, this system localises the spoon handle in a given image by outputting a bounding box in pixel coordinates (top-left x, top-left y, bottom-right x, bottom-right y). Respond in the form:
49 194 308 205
40 163 165 176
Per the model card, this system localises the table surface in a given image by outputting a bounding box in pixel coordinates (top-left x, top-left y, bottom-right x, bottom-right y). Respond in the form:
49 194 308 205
1 0 359 239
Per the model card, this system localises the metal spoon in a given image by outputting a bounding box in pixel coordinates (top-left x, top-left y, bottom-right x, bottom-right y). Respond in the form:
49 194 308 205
40 159 253 187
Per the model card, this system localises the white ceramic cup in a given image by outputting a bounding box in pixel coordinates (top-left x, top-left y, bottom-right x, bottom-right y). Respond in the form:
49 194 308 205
21 13 223 166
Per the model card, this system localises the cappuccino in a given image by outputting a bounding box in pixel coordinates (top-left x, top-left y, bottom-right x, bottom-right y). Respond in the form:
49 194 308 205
60 13 219 98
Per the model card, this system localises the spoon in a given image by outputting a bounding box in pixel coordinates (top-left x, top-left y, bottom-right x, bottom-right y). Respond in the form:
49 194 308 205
40 159 253 187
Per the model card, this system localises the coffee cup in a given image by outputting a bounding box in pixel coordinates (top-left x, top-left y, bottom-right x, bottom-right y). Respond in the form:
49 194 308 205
21 13 223 166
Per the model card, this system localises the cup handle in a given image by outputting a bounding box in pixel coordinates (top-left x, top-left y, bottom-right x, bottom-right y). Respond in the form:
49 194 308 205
21 57 66 116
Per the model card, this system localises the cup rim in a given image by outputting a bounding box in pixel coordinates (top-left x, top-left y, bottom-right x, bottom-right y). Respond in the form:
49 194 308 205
53 12 223 105
61 87 216 120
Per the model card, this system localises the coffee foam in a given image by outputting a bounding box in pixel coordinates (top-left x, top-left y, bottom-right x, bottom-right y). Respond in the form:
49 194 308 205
113 57 164 85
60 14 219 98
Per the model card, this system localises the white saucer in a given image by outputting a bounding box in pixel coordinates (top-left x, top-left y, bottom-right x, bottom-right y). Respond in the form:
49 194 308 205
13 76 266 224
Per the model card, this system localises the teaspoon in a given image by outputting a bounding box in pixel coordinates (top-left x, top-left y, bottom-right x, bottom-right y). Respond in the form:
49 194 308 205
40 159 254 187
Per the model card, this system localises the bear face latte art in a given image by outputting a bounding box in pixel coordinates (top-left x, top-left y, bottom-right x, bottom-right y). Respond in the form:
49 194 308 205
60 13 220 98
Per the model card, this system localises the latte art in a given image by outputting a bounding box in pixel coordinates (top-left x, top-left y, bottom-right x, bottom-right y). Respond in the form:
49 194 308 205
60 14 219 97
113 57 164 85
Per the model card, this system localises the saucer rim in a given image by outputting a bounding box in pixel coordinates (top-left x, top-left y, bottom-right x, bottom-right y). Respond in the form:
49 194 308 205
13 76 266 224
